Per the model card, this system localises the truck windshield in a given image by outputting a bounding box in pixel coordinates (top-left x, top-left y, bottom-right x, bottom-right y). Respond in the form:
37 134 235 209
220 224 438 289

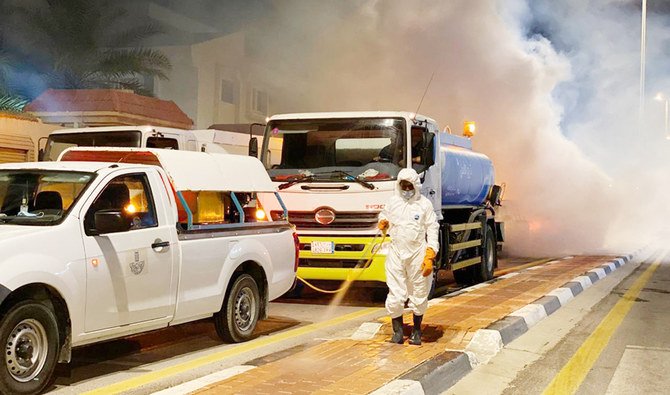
262 117 406 182
0 170 94 225
43 131 142 161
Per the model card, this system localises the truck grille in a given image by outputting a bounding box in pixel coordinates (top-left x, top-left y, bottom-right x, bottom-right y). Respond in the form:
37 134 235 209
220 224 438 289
299 259 368 269
300 243 366 252
272 210 379 230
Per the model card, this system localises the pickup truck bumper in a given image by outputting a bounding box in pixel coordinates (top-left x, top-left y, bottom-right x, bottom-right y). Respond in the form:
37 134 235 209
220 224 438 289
0 283 10 306
296 235 388 284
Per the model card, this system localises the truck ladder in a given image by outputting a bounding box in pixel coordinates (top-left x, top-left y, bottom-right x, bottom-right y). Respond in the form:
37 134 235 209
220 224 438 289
445 221 484 270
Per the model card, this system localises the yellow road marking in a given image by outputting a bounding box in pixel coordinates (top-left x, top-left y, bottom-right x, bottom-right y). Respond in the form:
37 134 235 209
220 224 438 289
542 253 663 395
83 306 382 395
495 258 554 276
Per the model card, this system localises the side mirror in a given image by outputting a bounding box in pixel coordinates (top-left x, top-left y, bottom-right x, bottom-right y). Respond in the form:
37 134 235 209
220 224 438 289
94 210 131 234
249 137 259 158
37 137 48 161
422 132 435 168
489 185 503 206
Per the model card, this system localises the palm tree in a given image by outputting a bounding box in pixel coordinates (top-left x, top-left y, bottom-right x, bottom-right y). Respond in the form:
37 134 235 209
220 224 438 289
7 0 171 96
0 32 29 113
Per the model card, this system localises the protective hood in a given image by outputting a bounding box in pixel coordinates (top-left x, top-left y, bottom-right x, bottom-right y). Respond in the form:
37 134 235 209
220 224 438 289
395 168 422 202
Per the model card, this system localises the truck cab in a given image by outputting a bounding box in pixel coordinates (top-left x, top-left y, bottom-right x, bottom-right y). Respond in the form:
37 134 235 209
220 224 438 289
40 125 199 161
258 112 438 285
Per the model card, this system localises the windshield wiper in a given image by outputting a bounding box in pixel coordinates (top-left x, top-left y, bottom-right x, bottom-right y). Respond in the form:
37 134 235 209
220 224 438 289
278 174 315 190
323 170 375 190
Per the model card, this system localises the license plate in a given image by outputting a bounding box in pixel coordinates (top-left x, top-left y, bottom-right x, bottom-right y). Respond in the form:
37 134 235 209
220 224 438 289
311 241 335 254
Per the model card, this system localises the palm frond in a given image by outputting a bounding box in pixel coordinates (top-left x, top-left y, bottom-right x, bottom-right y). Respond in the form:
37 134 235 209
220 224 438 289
96 76 144 92
5 0 173 95
99 48 171 80
105 23 165 48
0 95 29 113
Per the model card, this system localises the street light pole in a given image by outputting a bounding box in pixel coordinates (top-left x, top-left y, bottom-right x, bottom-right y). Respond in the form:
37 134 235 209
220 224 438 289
640 0 647 120
664 99 669 139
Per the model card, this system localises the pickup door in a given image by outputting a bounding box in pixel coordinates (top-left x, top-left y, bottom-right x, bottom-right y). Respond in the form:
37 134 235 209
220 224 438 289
80 169 178 332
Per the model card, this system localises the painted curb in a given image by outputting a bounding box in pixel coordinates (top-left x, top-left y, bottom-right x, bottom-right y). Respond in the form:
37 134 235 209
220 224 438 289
397 352 472 395
376 248 648 394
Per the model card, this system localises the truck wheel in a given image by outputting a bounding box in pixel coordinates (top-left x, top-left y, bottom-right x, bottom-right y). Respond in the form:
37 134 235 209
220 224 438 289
453 267 473 285
474 225 496 283
0 300 60 395
371 286 388 303
427 269 439 299
215 274 260 343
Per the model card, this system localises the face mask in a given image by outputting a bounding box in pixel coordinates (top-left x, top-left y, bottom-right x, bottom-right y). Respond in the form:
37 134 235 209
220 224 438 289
401 189 415 200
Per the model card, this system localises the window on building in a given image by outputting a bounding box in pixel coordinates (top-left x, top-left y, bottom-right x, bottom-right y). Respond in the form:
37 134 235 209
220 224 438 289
252 88 268 114
220 79 235 104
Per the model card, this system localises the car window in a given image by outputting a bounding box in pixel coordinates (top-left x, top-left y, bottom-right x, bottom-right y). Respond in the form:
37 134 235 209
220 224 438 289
178 191 266 225
85 173 158 234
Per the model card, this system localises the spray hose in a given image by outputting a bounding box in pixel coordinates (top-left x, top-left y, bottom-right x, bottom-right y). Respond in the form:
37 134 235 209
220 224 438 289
296 229 388 294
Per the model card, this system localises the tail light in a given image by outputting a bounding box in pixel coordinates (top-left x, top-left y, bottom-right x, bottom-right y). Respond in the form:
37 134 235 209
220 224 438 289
292 232 300 272
255 199 267 221
253 198 268 221
255 208 267 220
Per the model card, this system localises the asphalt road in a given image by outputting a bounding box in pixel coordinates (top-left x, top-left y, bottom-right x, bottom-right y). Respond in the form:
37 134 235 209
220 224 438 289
46 256 544 394
448 249 668 395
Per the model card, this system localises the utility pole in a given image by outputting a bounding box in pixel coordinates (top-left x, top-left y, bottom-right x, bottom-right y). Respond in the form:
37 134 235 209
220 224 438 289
640 0 647 120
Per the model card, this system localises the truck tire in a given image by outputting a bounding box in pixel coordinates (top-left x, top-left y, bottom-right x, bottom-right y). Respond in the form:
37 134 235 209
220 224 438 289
427 269 438 299
474 225 496 283
215 274 261 343
371 286 388 303
0 300 60 395
453 267 473 285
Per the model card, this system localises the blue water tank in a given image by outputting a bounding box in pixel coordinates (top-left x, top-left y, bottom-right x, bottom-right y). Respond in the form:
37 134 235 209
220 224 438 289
439 133 494 206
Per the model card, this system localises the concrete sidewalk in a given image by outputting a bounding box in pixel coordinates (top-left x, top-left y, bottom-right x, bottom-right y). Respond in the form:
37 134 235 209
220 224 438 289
191 253 642 395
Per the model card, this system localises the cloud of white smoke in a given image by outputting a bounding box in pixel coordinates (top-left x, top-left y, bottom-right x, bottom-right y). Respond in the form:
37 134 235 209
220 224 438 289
244 0 667 256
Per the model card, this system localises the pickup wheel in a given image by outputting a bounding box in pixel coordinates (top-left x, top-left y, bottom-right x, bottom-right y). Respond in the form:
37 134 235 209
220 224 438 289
0 300 60 395
215 274 260 343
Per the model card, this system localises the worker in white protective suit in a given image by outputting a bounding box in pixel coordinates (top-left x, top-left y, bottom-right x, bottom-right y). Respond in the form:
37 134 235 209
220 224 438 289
378 168 439 345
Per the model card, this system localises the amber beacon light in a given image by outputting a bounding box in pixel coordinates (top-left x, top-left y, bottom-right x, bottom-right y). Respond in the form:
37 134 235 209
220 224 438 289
463 121 476 137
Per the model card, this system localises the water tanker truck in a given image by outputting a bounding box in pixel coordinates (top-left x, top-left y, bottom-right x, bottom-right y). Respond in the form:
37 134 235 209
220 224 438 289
257 111 504 293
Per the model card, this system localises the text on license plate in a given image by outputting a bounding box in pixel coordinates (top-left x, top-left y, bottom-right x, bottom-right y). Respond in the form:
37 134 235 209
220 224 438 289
311 241 335 254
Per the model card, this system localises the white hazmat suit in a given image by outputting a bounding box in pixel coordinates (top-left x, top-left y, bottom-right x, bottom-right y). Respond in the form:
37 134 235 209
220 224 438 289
379 168 439 319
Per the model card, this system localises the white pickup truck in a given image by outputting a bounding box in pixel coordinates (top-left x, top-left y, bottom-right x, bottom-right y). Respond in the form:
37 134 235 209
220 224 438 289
0 149 297 394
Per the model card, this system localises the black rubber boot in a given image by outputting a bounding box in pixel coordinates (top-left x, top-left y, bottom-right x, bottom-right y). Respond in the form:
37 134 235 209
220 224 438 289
409 314 422 345
390 316 404 344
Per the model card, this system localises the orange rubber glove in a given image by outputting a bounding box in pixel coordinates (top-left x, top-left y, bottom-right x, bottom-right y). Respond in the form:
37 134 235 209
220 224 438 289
422 247 436 277
378 219 389 232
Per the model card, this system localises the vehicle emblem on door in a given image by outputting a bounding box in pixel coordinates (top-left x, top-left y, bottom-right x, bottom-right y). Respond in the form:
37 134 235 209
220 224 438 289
315 208 336 225
130 250 145 275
